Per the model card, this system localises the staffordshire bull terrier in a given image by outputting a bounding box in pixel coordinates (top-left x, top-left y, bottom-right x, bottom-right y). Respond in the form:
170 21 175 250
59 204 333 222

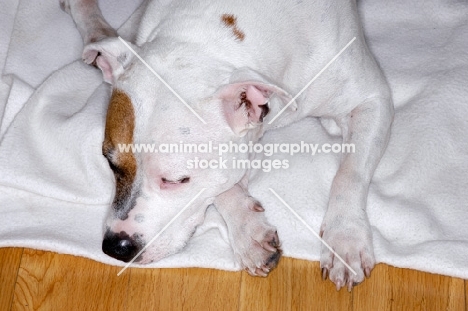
61 0 393 291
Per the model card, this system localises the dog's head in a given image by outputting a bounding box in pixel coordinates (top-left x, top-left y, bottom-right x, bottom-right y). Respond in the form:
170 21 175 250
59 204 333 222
84 38 296 263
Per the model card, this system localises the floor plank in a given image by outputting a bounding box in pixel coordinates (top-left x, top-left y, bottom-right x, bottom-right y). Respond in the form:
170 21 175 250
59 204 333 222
2 248 466 310
353 264 392 310
12 249 130 311
0 248 23 311
363 266 465 311
289 258 352 311
239 258 293 311
239 258 352 311
447 277 466 311
127 267 241 311
465 280 467 311
390 268 464 310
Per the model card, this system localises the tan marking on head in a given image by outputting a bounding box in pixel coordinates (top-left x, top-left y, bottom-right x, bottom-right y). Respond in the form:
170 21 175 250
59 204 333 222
232 28 245 41
221 14 245 42
221 14 237 27
103 89 136 192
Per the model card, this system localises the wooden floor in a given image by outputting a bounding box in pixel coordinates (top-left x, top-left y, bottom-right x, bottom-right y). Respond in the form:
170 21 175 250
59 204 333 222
0 248 466 311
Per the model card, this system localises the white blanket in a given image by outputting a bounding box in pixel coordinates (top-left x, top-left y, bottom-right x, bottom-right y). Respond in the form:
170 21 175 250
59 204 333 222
1 0 467 278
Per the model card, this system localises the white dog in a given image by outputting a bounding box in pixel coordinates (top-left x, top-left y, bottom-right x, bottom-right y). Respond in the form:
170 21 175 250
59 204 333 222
61 0 393 291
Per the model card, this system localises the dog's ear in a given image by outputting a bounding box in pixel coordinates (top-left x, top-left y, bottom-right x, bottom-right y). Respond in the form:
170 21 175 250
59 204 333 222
217 67 297 136
82 37 137 84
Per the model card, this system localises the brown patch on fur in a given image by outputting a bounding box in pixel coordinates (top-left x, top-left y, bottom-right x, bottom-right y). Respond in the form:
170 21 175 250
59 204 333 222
221 14 236 27
103 89 136 207
232 28 245 41
221 14 245 42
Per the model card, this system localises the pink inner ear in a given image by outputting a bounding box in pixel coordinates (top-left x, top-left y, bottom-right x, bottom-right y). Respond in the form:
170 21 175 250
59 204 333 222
96 56 114 83
220 82 273 136
245 85 268 122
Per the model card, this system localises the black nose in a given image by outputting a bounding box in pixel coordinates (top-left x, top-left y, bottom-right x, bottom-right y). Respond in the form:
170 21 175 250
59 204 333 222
102 230 142 262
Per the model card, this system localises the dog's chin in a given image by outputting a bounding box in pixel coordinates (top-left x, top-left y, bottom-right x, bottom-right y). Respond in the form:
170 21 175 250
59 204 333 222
137 244 183 265
117 214 204 265
135 249 179 265
136 254 153 265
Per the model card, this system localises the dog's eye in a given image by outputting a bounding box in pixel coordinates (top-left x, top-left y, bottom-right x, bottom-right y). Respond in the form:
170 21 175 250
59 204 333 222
106 158 122 174
102 147 122 174
179 177 191 183
161 176 191 184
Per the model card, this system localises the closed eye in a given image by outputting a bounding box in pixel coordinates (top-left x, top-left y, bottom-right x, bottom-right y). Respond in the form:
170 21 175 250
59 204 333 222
161 176 191 184
105 157 122 175
102 151 121 175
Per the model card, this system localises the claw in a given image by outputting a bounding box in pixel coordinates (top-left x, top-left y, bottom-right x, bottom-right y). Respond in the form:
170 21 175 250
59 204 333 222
365 267 371 278
262 241 277 252
322 268 328 280
347 281 353 292
272 231 280 246
335 280 343 291
250 203 265 212
256 267 268 277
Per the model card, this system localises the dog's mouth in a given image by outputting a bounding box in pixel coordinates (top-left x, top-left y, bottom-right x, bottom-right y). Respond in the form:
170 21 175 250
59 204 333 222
102 229 145 263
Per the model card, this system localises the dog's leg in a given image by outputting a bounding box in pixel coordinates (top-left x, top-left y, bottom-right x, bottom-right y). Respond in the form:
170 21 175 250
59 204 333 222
214 181 281 276
60 0 117 45
320 97 393 291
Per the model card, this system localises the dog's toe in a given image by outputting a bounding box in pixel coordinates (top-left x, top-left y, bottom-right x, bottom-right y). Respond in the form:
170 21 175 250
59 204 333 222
319 220 375 291
321 267 329 280
233 222 281 277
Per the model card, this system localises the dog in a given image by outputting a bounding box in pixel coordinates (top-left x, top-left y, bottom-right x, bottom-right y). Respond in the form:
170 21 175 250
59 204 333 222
61 0 394 291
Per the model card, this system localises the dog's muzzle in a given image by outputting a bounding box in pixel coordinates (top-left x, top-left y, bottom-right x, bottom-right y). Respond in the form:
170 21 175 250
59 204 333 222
102 229 143 262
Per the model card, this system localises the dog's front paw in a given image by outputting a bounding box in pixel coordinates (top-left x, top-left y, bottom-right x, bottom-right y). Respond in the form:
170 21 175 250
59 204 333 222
319 217 375 291
230 205 282 277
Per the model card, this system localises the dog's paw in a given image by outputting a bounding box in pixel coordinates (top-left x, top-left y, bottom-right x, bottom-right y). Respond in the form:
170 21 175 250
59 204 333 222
230 205 282 276
319 218 375 291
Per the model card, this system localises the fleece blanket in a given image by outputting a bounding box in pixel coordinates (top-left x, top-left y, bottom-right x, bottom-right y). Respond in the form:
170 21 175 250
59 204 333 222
1 0 467 278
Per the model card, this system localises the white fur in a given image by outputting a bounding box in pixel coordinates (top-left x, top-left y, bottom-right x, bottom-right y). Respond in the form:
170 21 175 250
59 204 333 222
64 0 394 290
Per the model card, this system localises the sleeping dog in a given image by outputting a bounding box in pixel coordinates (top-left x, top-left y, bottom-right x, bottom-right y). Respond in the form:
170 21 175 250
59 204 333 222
61 0 393 291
